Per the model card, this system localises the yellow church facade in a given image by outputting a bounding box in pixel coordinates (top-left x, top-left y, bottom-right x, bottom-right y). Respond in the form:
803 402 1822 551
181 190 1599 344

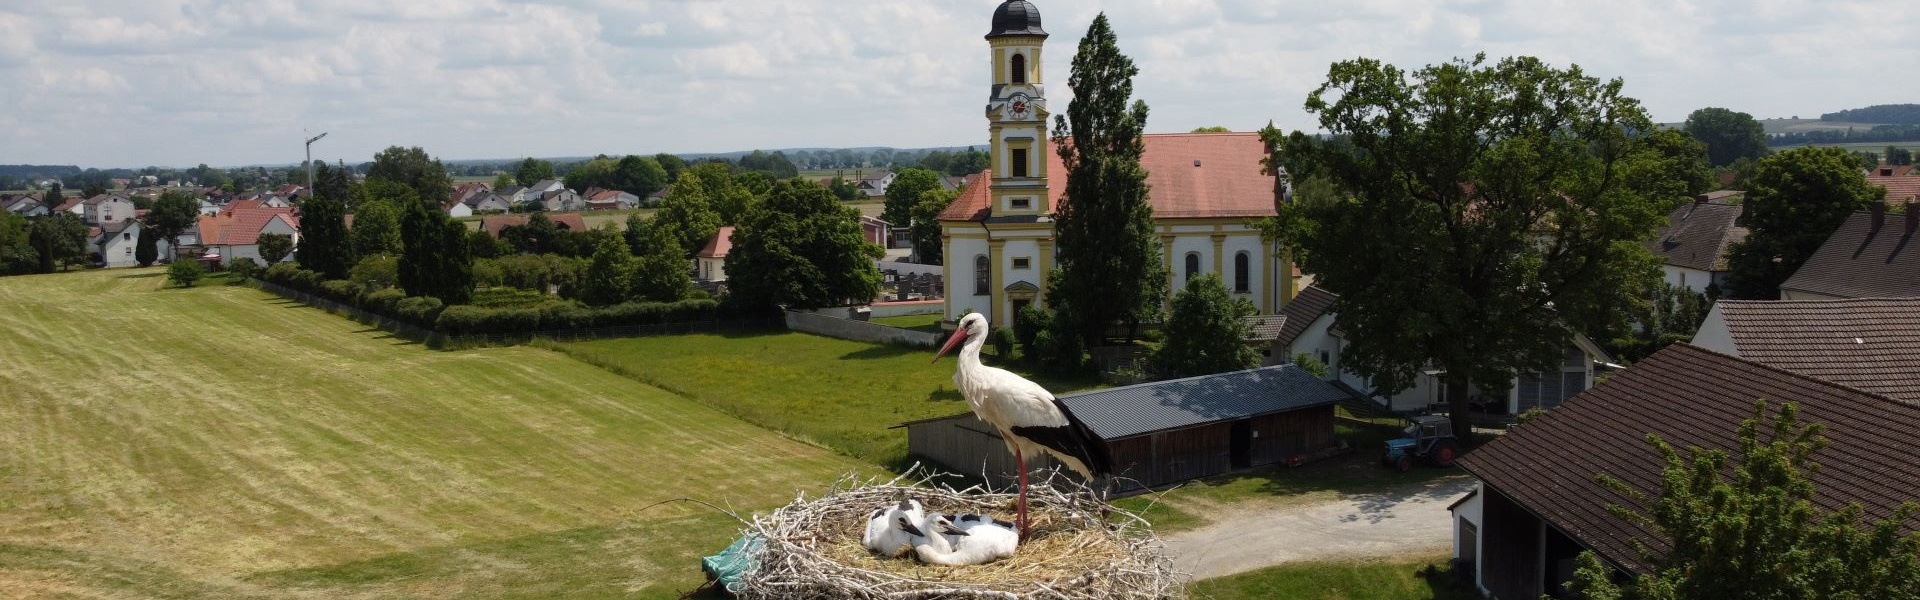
938 0 1295 329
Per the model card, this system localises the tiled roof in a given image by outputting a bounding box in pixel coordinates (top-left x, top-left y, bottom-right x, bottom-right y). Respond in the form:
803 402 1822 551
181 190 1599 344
52 197 84 213
1778 209 1920 298
1274 285 1337 348
1647 201 1747 272
1710 298 1920 403
938 133 1278 222
588 189 629 202
479 213 588 238
1243 314 1287 343
1871 164 1916 178
1868 174 1920 201
82 194 125 206
697 226 735 259
197 207 298 246
1058 365 1347 440
1456 343 1920 574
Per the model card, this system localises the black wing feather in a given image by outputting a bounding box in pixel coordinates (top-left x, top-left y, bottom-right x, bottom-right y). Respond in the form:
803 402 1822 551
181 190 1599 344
1008 399 1112 477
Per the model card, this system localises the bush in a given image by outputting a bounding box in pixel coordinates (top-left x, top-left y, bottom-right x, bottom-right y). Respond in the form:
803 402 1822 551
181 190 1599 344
394 296 446 325
1290 352 1330 378
350 255 399 291
434 298 722 335
320 280 362 305
226 257 261 284
168 260 204 288
362 288 406 315
990 327 1015 358
1014 305 1051 351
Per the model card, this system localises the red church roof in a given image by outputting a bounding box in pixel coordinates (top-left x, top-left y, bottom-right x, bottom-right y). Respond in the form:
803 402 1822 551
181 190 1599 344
938 132 1278 222
698 226 735 259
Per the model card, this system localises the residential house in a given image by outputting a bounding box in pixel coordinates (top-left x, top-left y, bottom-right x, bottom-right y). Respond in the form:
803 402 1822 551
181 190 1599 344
495 185 529 206
1691 297 1920 403
82 194 135 225
467 193 511 214
585 188 640 210
856 171 895 198
479 213 588 239
1452 343 1920 599
273 184 305 201
197 199 220 216
4 196 46 216
525 179 565 197
539 188 585 212
1264 285 1612 416
1778 202 1920 299
52 195 86 218
905 365 1345 492
194 205 299 265
92 220 167 268
643 188 669 207
446 202 473 218
259 195 292 208
450 182 490 206
1243 313 1289 366
697 226 733 283
1867 165 1920 202
1645 194 1746 294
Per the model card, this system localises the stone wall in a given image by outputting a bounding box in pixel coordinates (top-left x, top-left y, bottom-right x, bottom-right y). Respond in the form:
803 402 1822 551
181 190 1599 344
785 310 941 348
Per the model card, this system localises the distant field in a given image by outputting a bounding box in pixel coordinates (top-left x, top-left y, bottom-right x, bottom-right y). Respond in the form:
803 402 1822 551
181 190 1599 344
0 269 865 598
1770 141 1920 152
1757 118 1887 135
454 209 658 231
550 332 1104 468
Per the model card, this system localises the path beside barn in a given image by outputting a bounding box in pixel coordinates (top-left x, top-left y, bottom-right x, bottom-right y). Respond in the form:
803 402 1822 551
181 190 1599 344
1165 476 1474 579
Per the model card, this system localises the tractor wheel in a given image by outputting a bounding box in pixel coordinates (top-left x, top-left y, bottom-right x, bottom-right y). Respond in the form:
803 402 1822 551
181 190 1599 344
1395 455 1413 472
1430 440 1460 468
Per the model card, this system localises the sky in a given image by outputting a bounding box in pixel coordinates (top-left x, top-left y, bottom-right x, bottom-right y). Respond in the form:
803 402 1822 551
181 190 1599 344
0 0 1913 168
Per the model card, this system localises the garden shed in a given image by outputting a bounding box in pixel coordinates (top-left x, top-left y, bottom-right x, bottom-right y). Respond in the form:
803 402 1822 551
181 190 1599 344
901 365 1347 493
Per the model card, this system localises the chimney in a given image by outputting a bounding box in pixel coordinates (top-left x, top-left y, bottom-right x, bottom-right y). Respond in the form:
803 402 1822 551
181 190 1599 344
1907 201 1918 235
1871 200 1887 233
1694 193 1710 205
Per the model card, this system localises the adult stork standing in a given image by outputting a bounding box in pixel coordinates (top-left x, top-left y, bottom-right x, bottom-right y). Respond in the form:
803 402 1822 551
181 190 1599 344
932 313 1110 539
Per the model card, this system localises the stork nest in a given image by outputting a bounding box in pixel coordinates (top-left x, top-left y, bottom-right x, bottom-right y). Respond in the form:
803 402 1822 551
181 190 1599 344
732 467 1186 600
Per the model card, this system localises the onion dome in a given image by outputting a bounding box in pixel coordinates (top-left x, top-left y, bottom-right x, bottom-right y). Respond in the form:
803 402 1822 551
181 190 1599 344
986 0 1048 39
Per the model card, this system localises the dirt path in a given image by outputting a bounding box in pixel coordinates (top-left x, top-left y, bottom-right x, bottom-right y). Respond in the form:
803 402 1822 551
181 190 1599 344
1163 476 1475 579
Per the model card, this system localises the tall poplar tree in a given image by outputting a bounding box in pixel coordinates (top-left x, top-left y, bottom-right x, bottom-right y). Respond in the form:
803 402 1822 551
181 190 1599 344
1050 13 1166 348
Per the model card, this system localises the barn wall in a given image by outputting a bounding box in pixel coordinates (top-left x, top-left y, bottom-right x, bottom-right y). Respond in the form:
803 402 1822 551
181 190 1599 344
906 415 1061 489
1480 486 1544 600
1249 405 1335 465
1151 422 1233 486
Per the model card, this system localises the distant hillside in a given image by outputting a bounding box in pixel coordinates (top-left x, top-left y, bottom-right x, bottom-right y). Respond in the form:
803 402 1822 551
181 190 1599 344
0 165 81 179
1821 104 1920 125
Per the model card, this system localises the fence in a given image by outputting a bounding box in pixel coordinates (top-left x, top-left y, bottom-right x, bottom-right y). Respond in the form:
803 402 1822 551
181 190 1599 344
785 310 942 348
254 280 785 348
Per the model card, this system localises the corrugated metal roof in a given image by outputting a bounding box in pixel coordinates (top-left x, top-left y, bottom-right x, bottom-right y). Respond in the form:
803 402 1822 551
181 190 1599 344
1058 365 1346 440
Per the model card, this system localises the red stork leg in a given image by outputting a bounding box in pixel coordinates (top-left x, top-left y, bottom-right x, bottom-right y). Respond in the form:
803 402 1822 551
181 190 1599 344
1015 448 1030 542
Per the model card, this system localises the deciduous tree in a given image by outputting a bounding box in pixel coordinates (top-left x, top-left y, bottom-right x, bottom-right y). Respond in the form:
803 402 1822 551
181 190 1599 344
911 188 958 265
0 212 35 274
257 233 293 265
367 146 453 206
491 172 515 190
1724 147 1882 299
168 258 204 287
1051 13 1167 348
29 213 87 272
654 170 724 255
349 199 404 258
883 167 941 227
1685 107 1769 167
1570 402 1920 600
628 220 692 303
148 190 201 252
515 157 555 187
578 234 636 307
725 180 882 311
1153 273 1259 378
1266 54 1672 439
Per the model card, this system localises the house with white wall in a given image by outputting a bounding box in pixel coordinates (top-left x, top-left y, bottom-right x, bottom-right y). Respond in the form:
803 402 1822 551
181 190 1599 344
1645 194 1745 294
194 206 299 265
697 226 733 283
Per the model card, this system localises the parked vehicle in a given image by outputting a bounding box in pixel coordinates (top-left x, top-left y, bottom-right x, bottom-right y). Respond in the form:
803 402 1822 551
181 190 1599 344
1382 415 1460 471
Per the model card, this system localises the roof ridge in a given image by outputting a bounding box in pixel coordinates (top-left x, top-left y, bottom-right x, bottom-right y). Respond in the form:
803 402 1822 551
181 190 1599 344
1668 343 1918 410
1058 364 1296 398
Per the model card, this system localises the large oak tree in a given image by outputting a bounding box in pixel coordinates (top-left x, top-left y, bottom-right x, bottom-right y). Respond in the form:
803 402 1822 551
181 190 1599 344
725 180 881 311
1268 55 1675 439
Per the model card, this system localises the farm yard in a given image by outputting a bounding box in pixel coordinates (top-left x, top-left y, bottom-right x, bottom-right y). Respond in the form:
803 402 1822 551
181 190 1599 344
0 269 866 598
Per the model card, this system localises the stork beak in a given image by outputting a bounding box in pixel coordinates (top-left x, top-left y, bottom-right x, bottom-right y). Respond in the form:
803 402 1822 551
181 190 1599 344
932 327 969 363
896 517 925 537
939 521 969 536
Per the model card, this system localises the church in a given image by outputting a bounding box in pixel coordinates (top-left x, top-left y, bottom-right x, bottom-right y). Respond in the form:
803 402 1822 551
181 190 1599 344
939 0 1296 328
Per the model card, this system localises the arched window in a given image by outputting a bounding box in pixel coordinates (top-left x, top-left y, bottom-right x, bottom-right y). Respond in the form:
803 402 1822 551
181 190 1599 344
1234 252 1251 293
975 255 990 296
1184 252 1201 280
1010 54 1026 84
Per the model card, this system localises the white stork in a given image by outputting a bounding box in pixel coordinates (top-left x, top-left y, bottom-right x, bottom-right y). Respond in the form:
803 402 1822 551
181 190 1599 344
932 313 1111 539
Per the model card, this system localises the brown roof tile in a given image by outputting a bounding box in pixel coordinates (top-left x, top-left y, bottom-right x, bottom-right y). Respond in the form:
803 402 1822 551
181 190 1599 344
1456 344 1920 574
1243 314 1287 343
1274 285 1337 348
1647 201 1746 272
1711 298 1920 402
1779 209 1920 298
938 133 1277 222
1869 173 1920 202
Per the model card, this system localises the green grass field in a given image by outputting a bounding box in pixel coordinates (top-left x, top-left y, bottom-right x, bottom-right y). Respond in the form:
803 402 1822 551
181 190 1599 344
0 268 866 598
1189 553 1477 600
549 333 1103 468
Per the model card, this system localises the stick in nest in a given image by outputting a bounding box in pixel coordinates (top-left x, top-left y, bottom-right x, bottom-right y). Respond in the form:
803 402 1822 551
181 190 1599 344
732 465 1187 600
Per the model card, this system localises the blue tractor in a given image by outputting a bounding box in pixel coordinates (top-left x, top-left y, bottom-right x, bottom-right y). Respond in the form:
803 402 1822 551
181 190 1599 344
1382 415 1460 472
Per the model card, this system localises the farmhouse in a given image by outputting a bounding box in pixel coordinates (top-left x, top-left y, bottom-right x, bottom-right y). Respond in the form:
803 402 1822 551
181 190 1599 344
938 1 1292 327
1778 202 1920 299
1451 343 1920 599
1644 195 1746 294
1691 297 1920 403
903 364 1345 492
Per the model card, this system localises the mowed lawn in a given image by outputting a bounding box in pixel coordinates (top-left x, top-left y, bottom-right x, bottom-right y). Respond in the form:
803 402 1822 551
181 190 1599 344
1189 553 1477 600
553 333 1103 468
0 269 865 599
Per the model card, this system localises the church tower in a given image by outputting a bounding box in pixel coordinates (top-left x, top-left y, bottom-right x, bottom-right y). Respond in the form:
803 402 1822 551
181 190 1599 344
985 0 1049 218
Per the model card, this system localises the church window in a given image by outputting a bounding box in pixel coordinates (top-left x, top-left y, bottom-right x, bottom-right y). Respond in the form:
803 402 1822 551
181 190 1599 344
1011 149 1029 178
1184 252 1201 279
1011 198 1030 210
1234 252 1251 292
1011 54 1026 84
1012 257 1031 270
975 255 990 296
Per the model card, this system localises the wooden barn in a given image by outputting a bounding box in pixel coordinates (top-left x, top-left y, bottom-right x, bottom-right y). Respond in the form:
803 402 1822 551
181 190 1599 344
901 365 1347 493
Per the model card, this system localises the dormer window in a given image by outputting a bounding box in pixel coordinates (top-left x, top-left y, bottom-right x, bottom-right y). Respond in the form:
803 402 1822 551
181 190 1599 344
1011 54 1026 84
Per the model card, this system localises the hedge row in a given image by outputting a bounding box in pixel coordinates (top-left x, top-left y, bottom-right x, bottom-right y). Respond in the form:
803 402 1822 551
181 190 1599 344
259 263 724 336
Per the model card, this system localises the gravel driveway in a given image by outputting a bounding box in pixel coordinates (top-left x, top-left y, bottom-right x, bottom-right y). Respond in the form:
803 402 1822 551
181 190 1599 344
1163 476 1475 579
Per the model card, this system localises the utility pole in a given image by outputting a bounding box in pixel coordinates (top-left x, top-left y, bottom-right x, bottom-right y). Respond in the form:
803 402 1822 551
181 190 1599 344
304 130 329 194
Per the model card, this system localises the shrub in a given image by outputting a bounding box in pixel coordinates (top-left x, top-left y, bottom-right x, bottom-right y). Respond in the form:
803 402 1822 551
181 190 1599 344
226 257 261 284
350 255 399 291
168 260 204 288
320 280 362 305
471 258 504 289
990 327 1015 358
263 262 304 286
362 288 406 315
1014 305 1051 350
433 298 723 335
1290 352 1330 378
394 296 446 325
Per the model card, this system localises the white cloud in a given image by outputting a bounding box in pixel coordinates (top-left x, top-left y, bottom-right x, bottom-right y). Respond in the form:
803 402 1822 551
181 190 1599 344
0 0 1913 167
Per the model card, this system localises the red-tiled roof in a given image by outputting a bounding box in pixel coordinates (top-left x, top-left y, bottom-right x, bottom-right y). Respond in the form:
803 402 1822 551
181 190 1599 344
588 189 628 202
197 207 298 246
697 226 735 259
1710 298 1920 402
1868 173 1920 201
1456 343 1920 574
938 133 1278 221
51 196 84 213
480 213 588 238
1779 208 1920 298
